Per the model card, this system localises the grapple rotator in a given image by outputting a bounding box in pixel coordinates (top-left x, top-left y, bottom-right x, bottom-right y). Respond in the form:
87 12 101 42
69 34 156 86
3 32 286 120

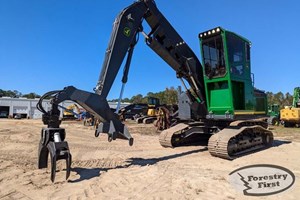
37 115 72 182
36 87 134 182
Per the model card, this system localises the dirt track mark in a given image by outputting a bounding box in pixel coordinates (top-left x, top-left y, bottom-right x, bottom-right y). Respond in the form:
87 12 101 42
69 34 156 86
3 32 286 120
72 157 127 169
83 163 175 199
0 128 36 144
0 129 11 133
0 135 11 142
129 165 173 199
0 151 36 170
0 190 33 200
70 142 127 152
0 137 34 145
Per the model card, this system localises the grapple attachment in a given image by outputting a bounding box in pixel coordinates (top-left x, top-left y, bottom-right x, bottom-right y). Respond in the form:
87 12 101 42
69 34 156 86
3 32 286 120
38 128 72 182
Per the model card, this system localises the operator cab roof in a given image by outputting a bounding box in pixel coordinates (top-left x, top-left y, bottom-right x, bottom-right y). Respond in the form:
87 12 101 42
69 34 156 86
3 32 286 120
198 26 251 44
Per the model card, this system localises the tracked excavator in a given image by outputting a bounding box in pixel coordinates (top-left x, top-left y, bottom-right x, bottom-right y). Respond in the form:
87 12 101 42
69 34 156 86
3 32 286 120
135 96 161 124
37 0 273 182
59 103 81 120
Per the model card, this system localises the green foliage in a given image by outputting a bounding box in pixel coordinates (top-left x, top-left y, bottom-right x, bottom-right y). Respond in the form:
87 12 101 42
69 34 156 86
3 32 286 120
0 89 22 98
22 93 41 99
122 97 131 102
0 89 40 99
109 87 178 105
142 87 178 105
131 94 144 104
266 91 293 108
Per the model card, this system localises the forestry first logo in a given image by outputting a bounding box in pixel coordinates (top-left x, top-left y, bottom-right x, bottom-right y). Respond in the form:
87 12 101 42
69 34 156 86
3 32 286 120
229 164 295 196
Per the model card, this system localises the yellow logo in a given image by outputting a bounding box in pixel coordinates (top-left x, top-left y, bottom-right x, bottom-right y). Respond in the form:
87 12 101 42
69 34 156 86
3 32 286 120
124 27 131 37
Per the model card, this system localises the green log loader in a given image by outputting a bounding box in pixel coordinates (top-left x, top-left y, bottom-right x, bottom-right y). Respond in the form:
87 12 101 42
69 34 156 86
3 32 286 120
36 0 274 181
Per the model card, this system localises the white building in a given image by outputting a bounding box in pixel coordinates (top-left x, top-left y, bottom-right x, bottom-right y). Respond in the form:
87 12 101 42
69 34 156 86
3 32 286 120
0 97 130 119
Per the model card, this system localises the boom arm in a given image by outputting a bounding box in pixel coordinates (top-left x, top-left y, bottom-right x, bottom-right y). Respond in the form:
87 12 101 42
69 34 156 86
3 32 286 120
37 86 133 142
37 0 208 182
95 0 207 118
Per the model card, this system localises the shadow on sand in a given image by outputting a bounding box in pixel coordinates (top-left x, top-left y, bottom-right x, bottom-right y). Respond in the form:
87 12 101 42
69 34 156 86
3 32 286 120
68 139 292 183
272 139 292 147
68 147 207 183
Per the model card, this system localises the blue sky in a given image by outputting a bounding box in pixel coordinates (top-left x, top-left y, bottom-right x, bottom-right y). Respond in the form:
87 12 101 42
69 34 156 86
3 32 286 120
0 0 299 100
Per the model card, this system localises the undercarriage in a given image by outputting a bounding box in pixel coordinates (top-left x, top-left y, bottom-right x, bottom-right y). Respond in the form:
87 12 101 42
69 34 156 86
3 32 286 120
159 119 273 160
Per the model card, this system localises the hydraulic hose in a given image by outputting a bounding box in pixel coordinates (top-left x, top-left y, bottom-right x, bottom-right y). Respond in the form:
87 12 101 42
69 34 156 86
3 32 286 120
36 90 62 114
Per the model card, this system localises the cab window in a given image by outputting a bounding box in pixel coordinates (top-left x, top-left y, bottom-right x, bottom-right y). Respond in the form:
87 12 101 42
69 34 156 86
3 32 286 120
202 35 226 78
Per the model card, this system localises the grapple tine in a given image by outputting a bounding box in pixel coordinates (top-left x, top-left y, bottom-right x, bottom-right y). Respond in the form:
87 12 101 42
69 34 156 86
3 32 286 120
66 153 72 180
50 154 57 182
39 130 72 182
47 141 72 182
47 141 57 182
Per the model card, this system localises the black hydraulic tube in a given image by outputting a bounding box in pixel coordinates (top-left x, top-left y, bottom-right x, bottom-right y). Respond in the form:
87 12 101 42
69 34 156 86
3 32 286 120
116 36 138 112
122 43 136 84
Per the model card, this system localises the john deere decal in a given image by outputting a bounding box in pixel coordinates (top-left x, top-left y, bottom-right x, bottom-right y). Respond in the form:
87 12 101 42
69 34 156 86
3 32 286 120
124 27 131 37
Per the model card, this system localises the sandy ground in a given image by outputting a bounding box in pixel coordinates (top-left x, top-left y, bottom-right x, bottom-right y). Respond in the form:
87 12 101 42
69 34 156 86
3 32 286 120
0 119 299 200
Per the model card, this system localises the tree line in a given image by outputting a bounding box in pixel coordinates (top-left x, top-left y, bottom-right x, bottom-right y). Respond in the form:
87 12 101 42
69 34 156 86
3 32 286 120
110 87 178 105
97 89 296 108
0 88 294 108
0 89 41 99
266 92 293 108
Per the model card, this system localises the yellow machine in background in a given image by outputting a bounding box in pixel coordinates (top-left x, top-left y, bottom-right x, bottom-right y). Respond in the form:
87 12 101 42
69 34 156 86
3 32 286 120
135 97 161 124
280 87 300 127
62 104 81 120
147 97 160 117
